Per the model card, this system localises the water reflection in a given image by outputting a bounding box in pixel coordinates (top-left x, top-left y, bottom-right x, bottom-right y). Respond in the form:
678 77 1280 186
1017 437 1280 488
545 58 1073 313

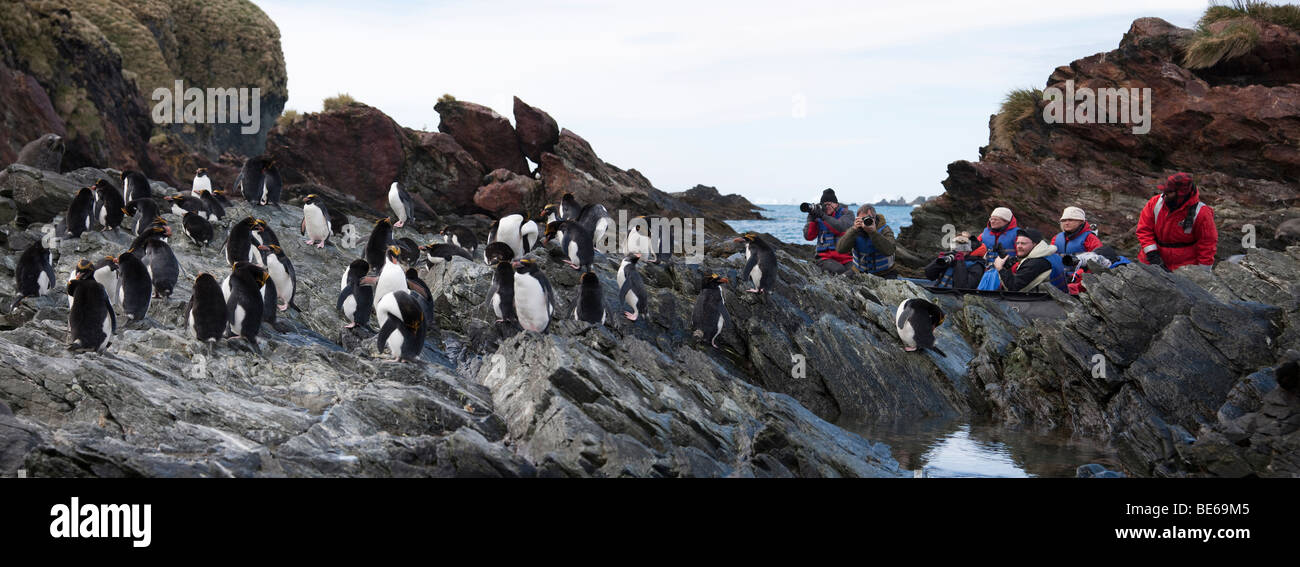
841 419 1122 478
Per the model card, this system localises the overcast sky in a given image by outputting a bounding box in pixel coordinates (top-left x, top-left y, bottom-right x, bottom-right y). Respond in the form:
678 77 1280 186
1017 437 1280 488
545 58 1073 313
257 0 1204 205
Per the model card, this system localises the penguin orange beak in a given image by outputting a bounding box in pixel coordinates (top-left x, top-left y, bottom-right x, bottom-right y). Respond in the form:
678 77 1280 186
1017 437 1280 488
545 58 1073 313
719 277 730 284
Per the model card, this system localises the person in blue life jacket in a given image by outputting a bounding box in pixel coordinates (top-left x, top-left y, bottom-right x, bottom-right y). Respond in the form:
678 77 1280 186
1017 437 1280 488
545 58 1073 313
802 188 854 274
989 228 1068 292
835 204 898 279
972 207 1020 262
923 231 987 288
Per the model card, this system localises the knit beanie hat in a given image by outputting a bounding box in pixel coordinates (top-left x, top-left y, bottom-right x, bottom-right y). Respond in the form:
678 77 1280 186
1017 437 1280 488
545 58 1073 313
1060 207 1087 222
990 207 1013 223
820 188 838 204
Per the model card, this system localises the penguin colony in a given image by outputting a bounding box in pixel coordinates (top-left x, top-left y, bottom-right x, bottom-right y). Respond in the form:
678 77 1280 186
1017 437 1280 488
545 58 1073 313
18 163 946 364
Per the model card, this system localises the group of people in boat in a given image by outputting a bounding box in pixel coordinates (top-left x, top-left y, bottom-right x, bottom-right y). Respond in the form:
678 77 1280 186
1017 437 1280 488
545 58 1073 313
803 172 1219 294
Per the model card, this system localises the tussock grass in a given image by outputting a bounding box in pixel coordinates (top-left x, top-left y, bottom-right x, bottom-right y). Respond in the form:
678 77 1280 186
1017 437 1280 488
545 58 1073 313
992 88 1042 150
322 93 357 112
1182 1 1300 69
276 109 302 128
438 93 457 104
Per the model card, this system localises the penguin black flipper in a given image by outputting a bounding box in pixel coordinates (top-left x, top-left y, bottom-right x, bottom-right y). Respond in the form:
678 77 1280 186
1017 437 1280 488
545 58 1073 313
337 285 352 311
741 253 758 286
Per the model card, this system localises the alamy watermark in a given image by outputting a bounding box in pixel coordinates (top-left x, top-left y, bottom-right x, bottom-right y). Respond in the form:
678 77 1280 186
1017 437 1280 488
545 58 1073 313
152 80 261 134
1043 80 1151 135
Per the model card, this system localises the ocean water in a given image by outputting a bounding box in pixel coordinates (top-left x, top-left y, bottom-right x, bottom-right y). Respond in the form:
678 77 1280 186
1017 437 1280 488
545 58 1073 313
726 204 916 244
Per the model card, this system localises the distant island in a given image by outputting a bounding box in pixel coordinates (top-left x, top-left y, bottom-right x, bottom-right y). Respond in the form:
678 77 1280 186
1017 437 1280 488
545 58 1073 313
872 196 931 207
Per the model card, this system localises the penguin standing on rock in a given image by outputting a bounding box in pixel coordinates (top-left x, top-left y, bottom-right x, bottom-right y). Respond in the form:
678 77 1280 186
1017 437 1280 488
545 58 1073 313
692 273 729 348
143 239 179 299
258 244 297 312
895 298 947 357
735 233 778 294
190 168 212 198
512 259 555 333
121 170 152 203
486 261 518 324
365 218 395 274
67 273 114 353
376 289 426 362
115 251 152 322
183 211 214 248
576 203 612 251
187 273 228 354
388 181 414 228
337 259 374 330
573 271 607 324
91 179 126 231
235 156 267 205
10 241 56 312
226 262 268 354
617 254 649 322
66 187 95 238
301 194 332 248
544 220 594 272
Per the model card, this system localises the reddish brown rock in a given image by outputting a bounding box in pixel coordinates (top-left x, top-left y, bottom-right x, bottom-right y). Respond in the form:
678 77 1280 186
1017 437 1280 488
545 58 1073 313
266 102 485 215
435 100 529 176
266 102 405 210
409 131 484 213
899 17 1300 265
474 168 540 215
512 96 559 163
0 65 66 168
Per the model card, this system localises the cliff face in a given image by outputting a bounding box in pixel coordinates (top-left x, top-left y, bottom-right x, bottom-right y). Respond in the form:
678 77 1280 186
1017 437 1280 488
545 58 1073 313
899 17 1300 263
0 0 287 182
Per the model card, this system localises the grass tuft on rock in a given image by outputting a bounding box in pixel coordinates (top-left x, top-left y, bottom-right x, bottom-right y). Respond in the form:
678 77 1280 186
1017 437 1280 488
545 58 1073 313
276 109 302 128
992 88 1042 150
322 93 356 112
1182 1 1300 69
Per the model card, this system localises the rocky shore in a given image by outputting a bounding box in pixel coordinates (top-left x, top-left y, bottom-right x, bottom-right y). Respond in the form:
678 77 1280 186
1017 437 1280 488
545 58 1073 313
0 2 1297 477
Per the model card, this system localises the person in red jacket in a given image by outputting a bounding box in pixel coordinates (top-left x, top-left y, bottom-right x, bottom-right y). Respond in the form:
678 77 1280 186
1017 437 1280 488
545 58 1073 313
1136 172 1218 271
802 188 854 274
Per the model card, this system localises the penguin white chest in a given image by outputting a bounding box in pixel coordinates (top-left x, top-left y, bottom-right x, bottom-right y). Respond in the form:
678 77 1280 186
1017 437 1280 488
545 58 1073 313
305 205 330 239
751 265 763 289
343 294 357 320
895 302 917 348
514 276 549 332
567 240 581 264
37 270 50 294
232 304 246 332
388 186 406 222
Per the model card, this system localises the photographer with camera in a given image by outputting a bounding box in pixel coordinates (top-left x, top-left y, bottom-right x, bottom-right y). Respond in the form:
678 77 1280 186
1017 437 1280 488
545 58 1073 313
835 204 898 279
801 189 854 274
924 231 985 288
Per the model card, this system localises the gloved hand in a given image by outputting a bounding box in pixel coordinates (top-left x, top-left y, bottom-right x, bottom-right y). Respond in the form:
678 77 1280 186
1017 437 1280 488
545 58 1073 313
1147 249 1163 266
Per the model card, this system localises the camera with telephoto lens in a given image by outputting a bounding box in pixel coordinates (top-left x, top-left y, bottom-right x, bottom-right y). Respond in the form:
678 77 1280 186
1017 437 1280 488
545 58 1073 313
935 253 953 266
799 203 814 213
861 216 874 226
